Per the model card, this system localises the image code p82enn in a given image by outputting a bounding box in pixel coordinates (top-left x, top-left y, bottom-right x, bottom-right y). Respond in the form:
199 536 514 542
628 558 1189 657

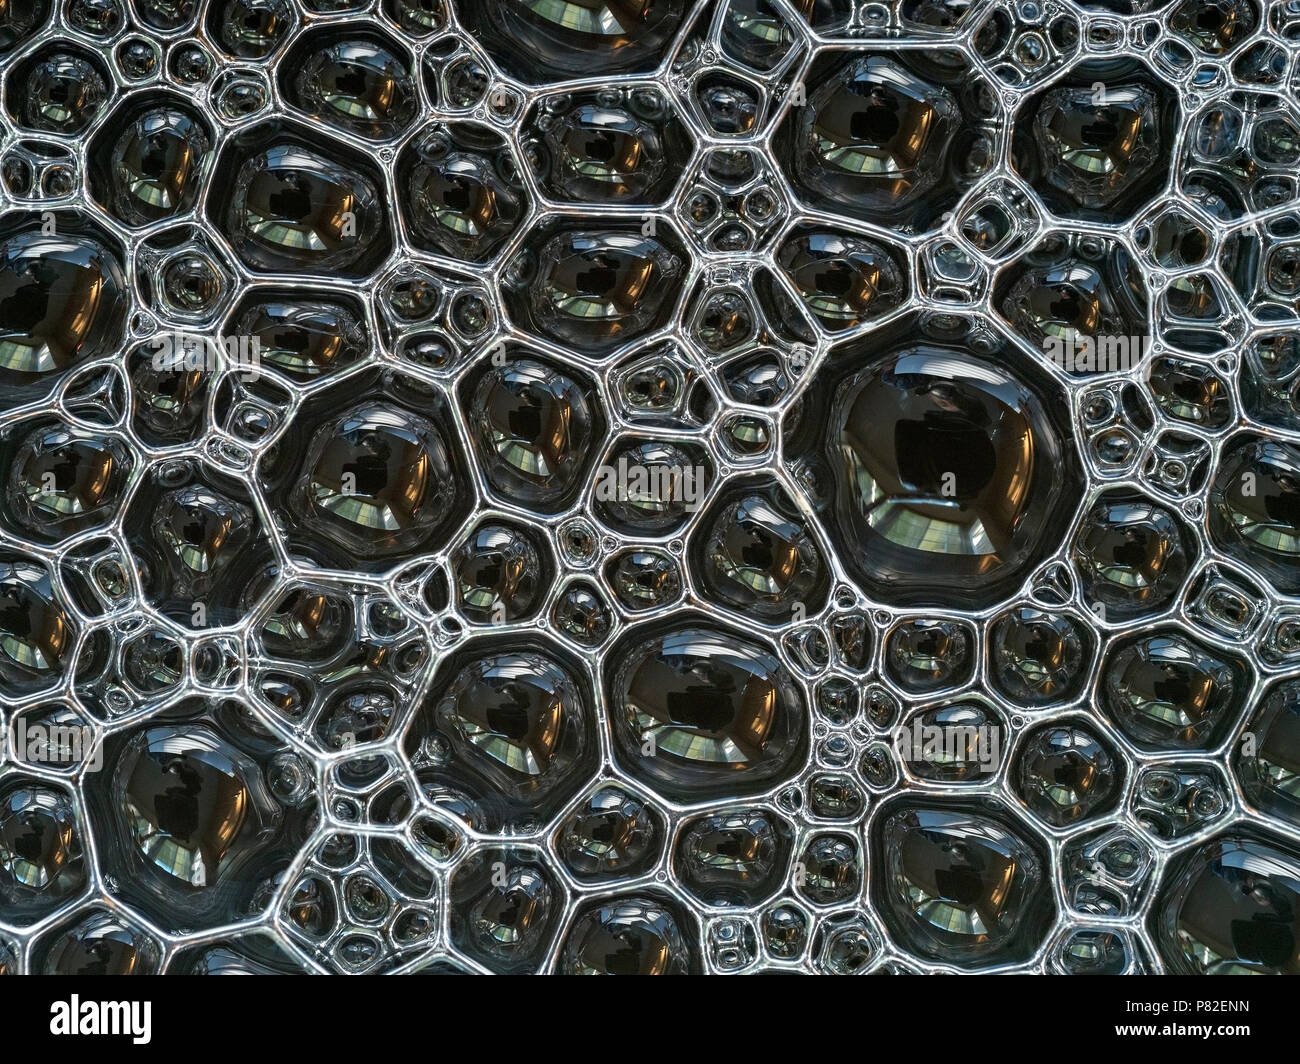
0 0 1298 978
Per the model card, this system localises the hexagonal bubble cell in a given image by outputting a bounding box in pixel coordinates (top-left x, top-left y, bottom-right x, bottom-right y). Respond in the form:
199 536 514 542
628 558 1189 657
1011 58 1175 222
689 477 829 622
448 847 562 973
885 617 975 693
460 1 691 83
555 784 664 883
459 348 606 514
203 0 296 60
396 123 526 263
0 419 134 544
122 459 277 630
0 553 82 698
278 25 417 140
1072 491 1195 621
87 93 213 228
784 315 1082 608
551 579 615 648
523 85 693 206
776 228 907 333
1050 928 1144 975
405 636 599 824
1209 435 1300 594
591 435 713 536
1100 628 1247 752
452 521 553 624
675 806 794 907
872 801 1055 969
1153 833 1300 974
1146 355 1233 429
1013 719 1121 827
503 222 687 356
606 548 682 612
36 908 161 975
896 700 1006 783
988 606 1091 706
205 120 392 278
253 370 474 569
777 49 998 233
0 212 129 398
0 778 87 923
4 44 113 137
606 618 808 803
79 701 315 929
228 287 370 385
558 892 700 974
995 232 1149 375
135 225 240 328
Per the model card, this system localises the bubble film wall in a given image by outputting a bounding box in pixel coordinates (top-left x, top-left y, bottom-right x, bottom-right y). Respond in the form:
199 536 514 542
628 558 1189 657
1 0 1299 976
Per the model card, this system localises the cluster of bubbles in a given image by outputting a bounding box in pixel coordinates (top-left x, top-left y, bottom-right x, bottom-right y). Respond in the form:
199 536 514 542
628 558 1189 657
2 0 1300 974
